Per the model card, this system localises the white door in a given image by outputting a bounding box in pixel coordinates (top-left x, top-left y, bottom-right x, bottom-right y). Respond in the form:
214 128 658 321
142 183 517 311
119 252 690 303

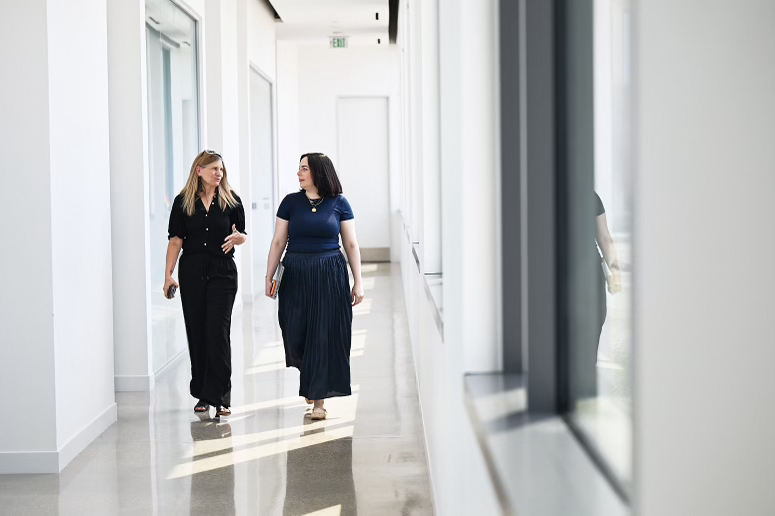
249 70 275 295
337 97 390 261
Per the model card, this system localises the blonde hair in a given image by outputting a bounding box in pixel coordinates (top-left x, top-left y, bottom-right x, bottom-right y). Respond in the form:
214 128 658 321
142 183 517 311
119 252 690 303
180 151 240 216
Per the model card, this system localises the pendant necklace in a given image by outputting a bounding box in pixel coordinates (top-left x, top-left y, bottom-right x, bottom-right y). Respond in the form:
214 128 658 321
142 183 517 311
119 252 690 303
308 196 324 213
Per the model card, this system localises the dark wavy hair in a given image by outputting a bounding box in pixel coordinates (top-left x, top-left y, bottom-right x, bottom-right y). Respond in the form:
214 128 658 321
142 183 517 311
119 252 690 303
301 153 343 198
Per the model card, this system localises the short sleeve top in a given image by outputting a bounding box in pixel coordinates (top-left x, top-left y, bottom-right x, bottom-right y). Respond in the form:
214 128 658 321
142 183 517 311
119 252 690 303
168 192 246 258
276 192 354 253
595 193 606 217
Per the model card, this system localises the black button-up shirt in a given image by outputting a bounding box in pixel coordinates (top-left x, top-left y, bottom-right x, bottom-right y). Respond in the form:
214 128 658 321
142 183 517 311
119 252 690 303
168 192 247 258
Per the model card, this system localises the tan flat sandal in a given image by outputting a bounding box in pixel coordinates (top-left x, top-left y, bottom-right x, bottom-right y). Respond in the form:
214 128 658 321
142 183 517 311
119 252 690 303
310 407 327 421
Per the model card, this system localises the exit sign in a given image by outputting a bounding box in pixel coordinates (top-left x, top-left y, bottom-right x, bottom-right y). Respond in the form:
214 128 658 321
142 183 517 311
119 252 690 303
330 37 348 48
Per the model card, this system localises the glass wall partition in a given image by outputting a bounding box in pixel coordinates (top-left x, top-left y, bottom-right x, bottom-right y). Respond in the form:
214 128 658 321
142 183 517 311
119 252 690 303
557 0 634 497
146 0 200 373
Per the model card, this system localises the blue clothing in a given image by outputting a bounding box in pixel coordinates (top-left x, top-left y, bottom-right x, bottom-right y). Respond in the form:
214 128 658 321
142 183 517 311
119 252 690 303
276 192 354 253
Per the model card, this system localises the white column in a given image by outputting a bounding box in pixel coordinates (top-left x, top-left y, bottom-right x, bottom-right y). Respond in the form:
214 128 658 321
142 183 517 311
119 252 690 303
420 0 442 274
204 0 248 302
634 1 775 514
439 0 500 372
0 0 58 472
0 0 117 473
236 0 255 302
107 0 155 391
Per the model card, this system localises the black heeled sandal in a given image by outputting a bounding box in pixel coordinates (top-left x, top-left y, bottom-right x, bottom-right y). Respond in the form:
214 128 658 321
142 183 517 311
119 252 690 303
194 400 210 413
215 406 231 417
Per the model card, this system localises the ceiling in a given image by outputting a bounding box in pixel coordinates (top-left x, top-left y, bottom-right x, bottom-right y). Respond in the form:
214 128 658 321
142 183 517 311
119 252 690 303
269 0 390 45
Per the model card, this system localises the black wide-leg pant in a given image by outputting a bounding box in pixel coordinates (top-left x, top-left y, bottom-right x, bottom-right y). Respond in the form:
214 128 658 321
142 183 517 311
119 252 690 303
178 253 238 408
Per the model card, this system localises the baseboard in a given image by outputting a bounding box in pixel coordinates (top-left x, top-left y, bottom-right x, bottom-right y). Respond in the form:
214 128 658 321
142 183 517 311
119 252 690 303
0 450 59 474
416 376 439 515
57 402 117 471
114 374 154 392
154 347 187 381
361 247 391 262
0 403 117 474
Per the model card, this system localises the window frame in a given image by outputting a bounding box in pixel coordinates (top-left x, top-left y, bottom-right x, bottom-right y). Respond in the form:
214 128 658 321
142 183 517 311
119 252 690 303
499 0 632 503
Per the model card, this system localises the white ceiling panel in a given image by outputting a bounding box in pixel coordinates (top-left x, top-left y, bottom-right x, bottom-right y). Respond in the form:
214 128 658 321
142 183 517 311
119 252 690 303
269 0 389 44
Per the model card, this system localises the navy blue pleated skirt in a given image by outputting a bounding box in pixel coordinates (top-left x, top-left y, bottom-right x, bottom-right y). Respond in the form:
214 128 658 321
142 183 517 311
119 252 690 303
278 250 353 399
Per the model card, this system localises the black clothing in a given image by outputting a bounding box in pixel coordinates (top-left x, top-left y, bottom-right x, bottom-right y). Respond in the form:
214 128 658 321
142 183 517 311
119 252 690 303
168 191 245 408
168 192 247 257
594 192 605 217
276 192 354 253
179 253 237 407
278 250 353 399
594 193 607 332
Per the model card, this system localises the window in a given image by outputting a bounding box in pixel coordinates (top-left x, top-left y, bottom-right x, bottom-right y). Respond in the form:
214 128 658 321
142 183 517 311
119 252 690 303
146 0 200 372
557 0 634 496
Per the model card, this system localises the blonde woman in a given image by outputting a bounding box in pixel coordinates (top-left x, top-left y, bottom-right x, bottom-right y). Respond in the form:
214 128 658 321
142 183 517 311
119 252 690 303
164 150 247 417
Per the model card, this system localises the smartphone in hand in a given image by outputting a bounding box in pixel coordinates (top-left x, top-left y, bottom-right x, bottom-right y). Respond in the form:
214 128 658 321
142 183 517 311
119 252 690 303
166 285 177 299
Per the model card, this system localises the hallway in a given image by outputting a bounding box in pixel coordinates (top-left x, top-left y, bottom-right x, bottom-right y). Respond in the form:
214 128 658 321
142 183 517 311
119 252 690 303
0 264 433 515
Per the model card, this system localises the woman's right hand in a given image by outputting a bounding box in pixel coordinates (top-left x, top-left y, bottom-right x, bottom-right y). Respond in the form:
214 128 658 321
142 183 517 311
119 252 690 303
265 277 274 298
163 276 179 299
608 270 622 294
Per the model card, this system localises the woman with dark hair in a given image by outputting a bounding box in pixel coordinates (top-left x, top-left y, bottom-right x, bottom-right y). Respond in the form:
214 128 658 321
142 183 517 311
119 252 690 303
265 153 363 420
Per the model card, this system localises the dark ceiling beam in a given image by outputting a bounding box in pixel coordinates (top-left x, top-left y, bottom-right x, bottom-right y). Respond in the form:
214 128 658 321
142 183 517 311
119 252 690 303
389 0 399 43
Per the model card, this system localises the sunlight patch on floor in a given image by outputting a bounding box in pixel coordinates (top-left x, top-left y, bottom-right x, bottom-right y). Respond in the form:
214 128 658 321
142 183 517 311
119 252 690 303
184 394 360 458
302 505 342 516
167 425 355 479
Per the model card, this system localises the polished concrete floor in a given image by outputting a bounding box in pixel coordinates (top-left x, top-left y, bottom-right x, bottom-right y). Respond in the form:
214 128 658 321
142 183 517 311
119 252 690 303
0 263 433 515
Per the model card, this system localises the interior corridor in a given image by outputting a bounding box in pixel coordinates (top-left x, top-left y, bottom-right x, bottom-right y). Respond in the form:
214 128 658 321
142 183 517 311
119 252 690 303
0 264 432 515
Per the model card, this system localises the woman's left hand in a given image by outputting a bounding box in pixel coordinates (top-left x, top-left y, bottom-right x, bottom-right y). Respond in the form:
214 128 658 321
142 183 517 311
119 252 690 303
222 224 246 253
352 283 364 306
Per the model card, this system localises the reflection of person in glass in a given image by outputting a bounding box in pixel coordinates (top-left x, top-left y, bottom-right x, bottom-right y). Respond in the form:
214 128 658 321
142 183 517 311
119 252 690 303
595 192 622 350
164 150 248 417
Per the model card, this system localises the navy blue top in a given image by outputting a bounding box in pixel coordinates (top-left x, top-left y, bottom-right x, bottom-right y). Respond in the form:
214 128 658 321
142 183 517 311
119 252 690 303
168 192 246 258
277 192 354 253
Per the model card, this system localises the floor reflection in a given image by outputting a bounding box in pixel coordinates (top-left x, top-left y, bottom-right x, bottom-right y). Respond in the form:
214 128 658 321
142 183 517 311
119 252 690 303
283 415 356 516
189 415 235 515
0 264 432 515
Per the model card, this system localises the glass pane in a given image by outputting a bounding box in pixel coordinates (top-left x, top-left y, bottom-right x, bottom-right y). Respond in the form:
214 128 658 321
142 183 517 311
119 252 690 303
146 0 200 373
559 0 633 493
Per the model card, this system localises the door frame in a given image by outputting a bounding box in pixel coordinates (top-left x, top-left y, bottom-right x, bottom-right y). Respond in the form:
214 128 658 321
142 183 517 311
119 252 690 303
335 95 393 260
247 63 278 300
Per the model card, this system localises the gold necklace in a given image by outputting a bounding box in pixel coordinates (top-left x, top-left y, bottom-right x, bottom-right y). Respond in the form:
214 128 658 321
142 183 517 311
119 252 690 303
307 196 324 213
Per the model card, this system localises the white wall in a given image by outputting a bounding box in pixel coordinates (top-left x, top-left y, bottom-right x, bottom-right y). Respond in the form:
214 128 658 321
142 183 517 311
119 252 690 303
276 40 300 198
239 0 277 299
0 0 117 473
107 0 154 391
634 1 775 515
203 0 276 301
0 0 58 458
293 44 399 240
47 0 117 454
247 0 277 80
397 0 501 513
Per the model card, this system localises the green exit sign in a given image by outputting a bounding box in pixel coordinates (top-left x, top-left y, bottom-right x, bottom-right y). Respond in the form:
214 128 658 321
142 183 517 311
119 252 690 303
330 37 348 48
